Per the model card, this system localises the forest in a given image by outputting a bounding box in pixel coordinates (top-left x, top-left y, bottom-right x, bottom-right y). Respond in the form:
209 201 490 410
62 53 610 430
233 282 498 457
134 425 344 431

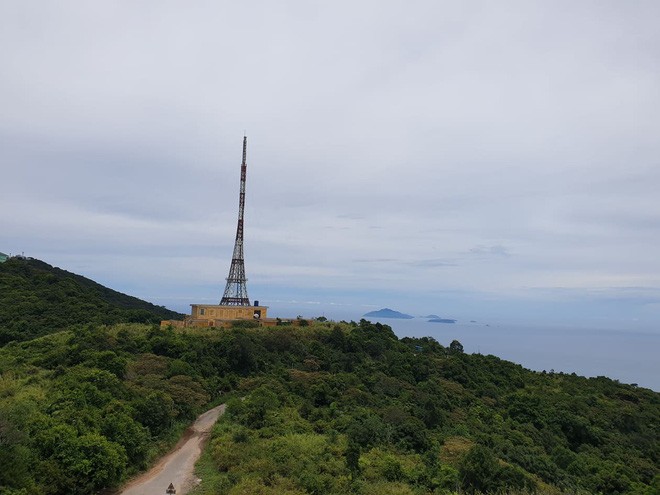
0 257 658 494
1 320 658 495
0 258 182 345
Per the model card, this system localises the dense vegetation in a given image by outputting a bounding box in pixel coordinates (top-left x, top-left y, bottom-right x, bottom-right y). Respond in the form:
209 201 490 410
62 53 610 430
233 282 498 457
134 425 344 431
0 324 220 494
190 321 659 495
0 258 183 344
1 321 658 495
0 259 657 494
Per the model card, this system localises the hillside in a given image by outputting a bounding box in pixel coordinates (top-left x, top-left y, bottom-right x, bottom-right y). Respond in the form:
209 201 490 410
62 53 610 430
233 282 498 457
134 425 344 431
0 264 658 494
0 321 658 494
0 257 183 345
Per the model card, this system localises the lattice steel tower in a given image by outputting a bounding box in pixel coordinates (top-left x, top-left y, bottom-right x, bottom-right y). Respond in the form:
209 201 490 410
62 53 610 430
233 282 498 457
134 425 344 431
220 136 251 306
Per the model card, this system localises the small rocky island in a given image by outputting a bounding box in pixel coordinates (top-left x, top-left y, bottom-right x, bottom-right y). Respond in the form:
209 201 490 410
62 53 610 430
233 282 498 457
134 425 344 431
428 317 457 324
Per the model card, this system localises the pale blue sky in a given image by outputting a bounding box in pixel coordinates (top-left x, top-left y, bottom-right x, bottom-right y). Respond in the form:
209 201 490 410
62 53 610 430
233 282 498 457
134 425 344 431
1 1 659 329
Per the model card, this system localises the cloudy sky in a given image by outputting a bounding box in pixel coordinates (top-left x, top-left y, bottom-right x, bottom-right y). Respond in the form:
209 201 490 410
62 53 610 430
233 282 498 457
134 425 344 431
2 1 659 328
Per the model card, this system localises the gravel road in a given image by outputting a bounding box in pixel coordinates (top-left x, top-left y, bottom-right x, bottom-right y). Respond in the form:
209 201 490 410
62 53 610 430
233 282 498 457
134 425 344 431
119 404 225 495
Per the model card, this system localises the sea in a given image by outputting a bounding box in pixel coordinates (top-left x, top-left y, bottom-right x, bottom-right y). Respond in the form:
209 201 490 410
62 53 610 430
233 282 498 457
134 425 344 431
345 317 660 392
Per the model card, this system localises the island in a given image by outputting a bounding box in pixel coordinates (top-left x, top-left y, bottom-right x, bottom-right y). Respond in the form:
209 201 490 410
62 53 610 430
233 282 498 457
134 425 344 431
428 317 457 324
363 308 414 319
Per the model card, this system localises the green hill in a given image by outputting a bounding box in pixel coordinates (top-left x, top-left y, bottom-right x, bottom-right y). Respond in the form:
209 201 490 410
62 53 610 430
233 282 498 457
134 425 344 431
0 262 657 494
0 257 183 345
0 321 658 495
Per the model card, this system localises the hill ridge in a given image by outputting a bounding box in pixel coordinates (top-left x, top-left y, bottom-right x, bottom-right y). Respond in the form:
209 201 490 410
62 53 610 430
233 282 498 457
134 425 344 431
0 257 183 345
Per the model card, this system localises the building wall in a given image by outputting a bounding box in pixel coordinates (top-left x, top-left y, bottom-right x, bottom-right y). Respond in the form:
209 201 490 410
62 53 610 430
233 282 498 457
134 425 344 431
190 304 268 321
160 317 312 329
160 303 312 329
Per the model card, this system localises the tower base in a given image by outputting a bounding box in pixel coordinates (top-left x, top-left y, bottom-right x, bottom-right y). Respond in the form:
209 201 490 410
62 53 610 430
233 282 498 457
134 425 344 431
190 303 267 321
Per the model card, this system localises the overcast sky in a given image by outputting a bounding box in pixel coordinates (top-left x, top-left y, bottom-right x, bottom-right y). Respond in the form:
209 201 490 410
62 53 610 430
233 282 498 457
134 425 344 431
1 1 659 328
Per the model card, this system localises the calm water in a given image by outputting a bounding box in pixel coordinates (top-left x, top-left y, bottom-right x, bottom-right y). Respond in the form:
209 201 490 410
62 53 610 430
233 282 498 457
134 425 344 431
364 318 660 391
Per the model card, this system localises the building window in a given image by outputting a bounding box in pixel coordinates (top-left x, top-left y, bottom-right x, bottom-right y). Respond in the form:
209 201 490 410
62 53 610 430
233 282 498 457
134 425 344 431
200 308 205 316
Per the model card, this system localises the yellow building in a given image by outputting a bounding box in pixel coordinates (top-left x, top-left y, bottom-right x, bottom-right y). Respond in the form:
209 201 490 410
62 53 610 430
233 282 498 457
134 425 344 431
190 303 267 323
162 302 267 328
160 303 311 329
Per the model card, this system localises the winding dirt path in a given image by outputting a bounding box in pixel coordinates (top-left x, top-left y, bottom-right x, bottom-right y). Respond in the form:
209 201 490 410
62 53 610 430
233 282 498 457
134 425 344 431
119 404 225 495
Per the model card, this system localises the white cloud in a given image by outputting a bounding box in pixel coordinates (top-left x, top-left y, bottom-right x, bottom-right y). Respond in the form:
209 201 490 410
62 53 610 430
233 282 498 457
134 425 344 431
1 1 659 325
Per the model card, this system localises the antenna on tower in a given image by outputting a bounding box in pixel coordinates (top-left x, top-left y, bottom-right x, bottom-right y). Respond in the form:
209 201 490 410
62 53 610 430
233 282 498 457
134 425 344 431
220 136 251 306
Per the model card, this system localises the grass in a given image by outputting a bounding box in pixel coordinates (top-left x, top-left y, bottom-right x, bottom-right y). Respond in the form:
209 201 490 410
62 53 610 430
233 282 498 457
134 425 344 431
187 437 226 495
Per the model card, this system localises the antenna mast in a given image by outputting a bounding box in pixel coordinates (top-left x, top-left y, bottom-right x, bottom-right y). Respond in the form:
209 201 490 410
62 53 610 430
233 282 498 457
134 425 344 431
220 136 250 305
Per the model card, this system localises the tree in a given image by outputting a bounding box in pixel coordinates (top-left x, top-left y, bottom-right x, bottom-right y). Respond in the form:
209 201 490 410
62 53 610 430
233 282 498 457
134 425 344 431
459 444 535 493
230 386 280 429
101 411 150 467
345 440 361 478
449 340 464 354
55 433 127 494
135 391 175 435
0 415 33 490
459 444 500 493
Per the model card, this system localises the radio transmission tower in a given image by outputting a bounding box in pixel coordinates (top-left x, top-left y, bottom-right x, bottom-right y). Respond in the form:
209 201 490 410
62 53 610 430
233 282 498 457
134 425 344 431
220 136 251 306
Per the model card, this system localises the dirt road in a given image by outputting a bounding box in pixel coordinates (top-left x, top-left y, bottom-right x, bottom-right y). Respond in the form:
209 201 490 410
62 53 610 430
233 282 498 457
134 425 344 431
120 404 225 495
